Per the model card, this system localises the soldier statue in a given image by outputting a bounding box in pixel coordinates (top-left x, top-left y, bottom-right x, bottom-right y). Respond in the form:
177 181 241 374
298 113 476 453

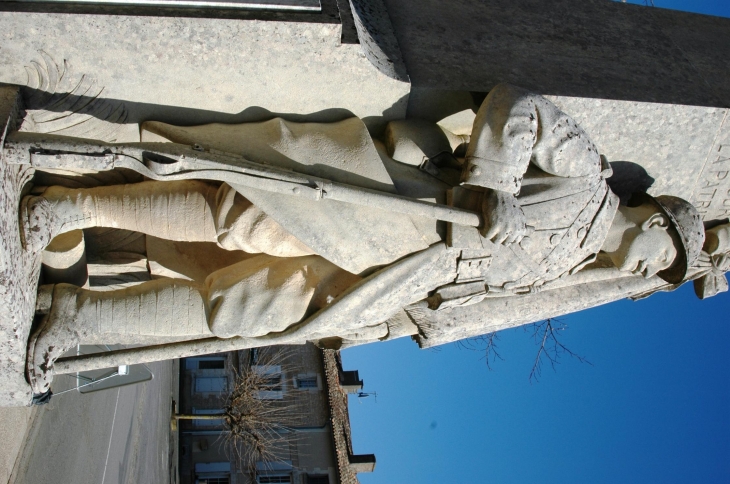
9 84 720 400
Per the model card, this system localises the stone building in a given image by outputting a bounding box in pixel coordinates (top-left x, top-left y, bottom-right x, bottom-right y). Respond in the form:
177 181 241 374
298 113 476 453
178 344 374 484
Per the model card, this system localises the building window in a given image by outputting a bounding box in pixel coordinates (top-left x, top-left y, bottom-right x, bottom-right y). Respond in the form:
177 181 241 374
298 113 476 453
252 365 284 400
307 476 330 484
297 376 317 388
186 356 226 370
258 476 291 484
294 374 320 390
195 462 231 484
198 359 225 370
196 478 229 484
192 408 225 427
263 374 283 390
195 376 228 393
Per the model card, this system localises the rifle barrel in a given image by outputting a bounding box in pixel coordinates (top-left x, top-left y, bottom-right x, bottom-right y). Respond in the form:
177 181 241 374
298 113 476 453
4 132 483 228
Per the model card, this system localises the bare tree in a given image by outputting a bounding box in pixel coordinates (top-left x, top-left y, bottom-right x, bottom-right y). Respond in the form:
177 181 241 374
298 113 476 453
459 318 591 381
528 318 591 383
172 348 303 468
456 332 503 370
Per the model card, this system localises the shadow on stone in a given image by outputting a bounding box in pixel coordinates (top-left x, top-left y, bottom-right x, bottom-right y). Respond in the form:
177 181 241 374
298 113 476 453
607 161 655 205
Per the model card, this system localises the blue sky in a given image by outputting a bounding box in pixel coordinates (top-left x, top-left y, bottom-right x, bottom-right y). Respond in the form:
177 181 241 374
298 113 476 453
346 286 730 483
625 0 730 17
343 2 730 483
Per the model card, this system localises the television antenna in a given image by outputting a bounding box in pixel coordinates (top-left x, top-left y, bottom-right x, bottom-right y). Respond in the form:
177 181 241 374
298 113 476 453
356 391 377 403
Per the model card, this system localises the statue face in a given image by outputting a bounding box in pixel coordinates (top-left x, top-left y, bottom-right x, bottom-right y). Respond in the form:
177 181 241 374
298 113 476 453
610 212 679 278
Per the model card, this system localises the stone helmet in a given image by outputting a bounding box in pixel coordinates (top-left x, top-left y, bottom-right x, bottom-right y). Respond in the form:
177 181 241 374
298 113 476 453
631 193 705 284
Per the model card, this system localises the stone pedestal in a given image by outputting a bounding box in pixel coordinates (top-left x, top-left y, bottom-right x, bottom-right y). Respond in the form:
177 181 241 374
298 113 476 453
0 85 38 407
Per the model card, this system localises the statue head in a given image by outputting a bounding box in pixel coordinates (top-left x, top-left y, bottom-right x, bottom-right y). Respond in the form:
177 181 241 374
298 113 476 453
608 194 704 283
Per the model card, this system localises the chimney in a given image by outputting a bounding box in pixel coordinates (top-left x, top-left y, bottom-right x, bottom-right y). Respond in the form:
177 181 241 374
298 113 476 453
349 454 376 473
339 370 363 394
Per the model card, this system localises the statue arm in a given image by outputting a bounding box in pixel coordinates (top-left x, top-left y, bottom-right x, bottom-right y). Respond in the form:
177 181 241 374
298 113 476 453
705 222 730 256
411 268 669 348
462 83 603 194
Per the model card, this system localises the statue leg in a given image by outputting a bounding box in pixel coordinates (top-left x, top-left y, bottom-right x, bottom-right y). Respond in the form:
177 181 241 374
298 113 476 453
27 279 212 395
21 180 314 257
26 254 359 395
213 183 314 257
21 180 219 252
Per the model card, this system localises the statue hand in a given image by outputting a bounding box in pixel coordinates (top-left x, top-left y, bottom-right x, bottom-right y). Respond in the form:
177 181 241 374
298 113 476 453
480 189 528 245
712 252 730 273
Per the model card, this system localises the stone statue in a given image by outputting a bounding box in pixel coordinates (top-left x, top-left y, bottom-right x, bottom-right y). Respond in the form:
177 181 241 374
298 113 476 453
4 83 720 400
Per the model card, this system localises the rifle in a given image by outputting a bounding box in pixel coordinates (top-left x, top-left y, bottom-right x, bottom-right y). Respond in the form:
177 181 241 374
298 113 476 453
4 131 482 228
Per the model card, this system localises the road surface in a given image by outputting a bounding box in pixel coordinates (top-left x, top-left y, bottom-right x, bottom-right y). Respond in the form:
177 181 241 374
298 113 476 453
11 360 178 484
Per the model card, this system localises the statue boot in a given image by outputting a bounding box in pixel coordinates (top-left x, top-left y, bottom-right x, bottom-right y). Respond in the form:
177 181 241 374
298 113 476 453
19 180 312 257
19 180 220 254
20 194 93 254
26 280 212 396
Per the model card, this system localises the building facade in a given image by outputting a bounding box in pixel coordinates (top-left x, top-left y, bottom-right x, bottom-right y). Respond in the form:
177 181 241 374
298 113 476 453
178 344 374 484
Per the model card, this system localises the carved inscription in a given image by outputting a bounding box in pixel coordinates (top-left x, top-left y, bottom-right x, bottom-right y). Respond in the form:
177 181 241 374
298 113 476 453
692 144 730 221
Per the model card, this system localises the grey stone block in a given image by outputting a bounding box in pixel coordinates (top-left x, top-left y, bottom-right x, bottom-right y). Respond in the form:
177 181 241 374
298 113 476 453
382 0 730 107
0 85 36 407
547 95 730 220
0 12 410 133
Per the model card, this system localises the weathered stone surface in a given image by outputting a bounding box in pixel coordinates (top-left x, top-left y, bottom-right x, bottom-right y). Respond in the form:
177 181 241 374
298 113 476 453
413 267 664 348
348 0 408 82
0 12 409 132
11 0 322 10
1 0 339 17
690 114 730 222
41 229 88 287
546 95 730 220
0 85 36 407
381 0 730 107
650 7 730 108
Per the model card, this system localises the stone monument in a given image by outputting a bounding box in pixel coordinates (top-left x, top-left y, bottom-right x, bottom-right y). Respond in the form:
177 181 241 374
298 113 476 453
0 80 727 405
0 0 729 406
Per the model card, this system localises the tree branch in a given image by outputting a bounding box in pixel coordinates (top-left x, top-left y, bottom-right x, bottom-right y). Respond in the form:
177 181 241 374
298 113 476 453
456 332 504 370
528 318 591 383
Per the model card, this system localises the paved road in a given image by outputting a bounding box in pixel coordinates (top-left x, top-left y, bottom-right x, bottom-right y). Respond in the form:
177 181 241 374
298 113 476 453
0 406 35 484
11 360 178 484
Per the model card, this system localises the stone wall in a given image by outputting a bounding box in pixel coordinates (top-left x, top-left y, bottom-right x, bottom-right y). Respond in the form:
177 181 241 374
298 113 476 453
382 0 730 107
0 9 410 134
